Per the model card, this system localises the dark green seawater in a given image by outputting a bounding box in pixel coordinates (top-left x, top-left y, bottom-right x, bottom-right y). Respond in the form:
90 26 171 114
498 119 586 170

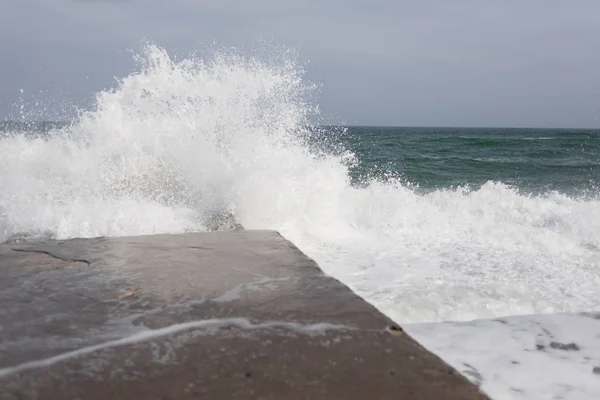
338 126 600 197
2 121 599 197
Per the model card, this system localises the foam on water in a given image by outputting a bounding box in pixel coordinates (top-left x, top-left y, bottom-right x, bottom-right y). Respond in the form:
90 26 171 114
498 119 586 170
1 44 599 324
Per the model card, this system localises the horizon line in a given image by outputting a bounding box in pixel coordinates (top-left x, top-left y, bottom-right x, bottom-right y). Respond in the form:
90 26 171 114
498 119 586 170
2 119 599 131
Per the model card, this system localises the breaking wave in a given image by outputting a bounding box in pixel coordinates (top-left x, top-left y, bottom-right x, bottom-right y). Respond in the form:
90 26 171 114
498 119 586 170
1 44 599 323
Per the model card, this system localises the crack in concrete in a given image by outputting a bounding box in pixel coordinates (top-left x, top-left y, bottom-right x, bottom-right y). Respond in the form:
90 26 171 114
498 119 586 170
11 248 91 266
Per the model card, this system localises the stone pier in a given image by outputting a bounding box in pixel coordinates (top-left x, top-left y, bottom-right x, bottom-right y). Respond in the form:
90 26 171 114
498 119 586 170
0 231 486 399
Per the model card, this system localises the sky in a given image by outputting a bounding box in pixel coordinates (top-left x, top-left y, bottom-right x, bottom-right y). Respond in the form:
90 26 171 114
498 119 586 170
1 0 600 128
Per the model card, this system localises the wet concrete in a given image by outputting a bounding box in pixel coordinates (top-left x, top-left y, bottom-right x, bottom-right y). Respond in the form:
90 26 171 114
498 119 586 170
0 231 486 399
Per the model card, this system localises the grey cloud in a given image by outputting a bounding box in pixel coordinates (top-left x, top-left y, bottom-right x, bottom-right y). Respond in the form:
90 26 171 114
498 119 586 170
2 0 600 127
72 0 131 2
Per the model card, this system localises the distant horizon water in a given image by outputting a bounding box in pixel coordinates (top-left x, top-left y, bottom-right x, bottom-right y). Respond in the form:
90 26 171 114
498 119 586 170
3 119 600 131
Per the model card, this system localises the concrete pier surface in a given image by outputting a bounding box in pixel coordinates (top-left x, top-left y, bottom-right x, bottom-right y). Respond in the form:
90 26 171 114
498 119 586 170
0 230 485 399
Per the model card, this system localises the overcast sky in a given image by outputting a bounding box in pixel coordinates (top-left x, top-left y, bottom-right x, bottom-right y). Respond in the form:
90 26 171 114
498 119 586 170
2 0 600 127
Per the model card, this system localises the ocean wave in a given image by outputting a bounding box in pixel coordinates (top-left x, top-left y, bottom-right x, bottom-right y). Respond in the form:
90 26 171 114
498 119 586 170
1 44 599 324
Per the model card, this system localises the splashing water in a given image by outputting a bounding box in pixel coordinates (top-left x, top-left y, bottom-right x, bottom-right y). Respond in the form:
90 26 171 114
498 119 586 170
1 44 599 324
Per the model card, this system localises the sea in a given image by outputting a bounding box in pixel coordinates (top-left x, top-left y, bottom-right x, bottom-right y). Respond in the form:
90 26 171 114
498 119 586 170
1 45 600 398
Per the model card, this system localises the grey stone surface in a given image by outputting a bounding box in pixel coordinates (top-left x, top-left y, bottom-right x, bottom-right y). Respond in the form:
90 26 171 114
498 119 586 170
0 231 486 399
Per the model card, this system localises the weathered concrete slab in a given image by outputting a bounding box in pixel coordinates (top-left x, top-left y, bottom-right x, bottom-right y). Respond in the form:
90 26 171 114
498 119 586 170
0 231 486 399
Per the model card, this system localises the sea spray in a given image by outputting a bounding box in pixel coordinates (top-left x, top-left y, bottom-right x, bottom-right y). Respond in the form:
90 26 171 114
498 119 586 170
1 44 600 324
0 44 326 240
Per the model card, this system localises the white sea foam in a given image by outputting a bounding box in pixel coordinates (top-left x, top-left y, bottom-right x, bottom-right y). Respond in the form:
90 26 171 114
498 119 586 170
406 313 600 400
1 44 599 324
